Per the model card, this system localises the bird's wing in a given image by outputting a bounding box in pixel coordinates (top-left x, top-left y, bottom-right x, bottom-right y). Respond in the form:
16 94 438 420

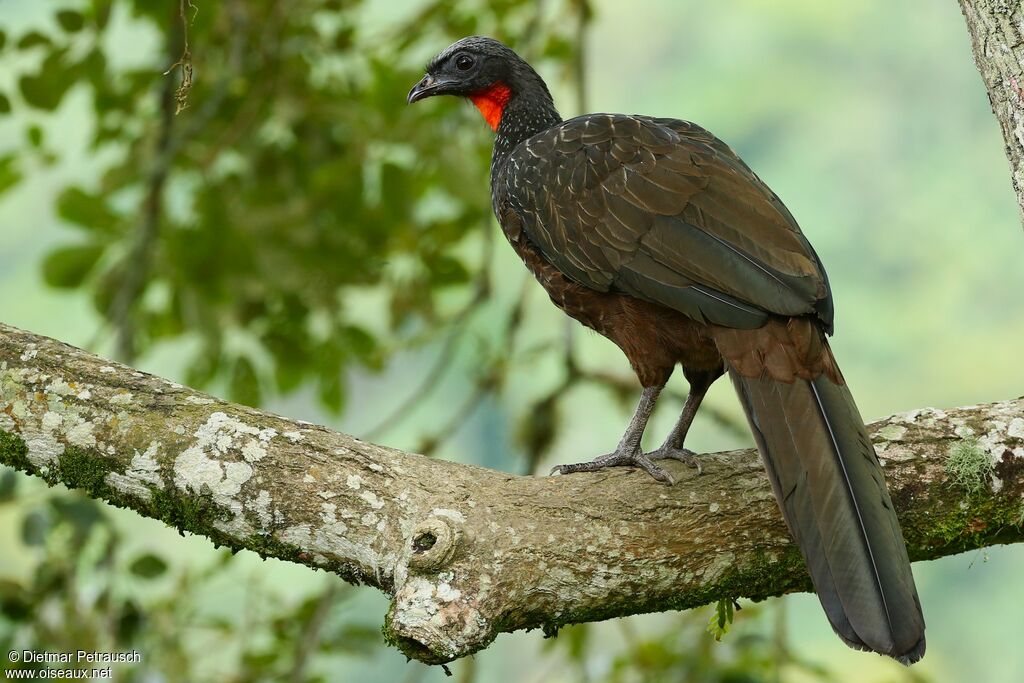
501 114 833 331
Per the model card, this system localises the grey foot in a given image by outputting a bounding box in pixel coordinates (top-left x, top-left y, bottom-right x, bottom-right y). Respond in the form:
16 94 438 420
647 446 702 475
550 449 675 484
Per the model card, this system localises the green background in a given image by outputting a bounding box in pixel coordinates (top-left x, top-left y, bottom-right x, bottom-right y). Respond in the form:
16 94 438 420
1 1 1022 681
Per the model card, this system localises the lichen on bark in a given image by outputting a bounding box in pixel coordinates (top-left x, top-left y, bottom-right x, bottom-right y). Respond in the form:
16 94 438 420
958 0 1024 222
1 322 1022 664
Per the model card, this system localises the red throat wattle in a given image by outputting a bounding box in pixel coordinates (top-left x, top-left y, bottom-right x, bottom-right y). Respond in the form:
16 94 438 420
469 82 512 132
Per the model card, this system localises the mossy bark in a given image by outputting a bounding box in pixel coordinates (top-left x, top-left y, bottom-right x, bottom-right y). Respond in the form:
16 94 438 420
1 322 1022 663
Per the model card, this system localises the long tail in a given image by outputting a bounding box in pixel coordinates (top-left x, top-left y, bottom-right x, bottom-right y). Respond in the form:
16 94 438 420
729 365 926 664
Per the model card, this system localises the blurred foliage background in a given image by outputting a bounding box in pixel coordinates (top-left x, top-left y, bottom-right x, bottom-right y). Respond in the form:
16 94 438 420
1 0 1022 681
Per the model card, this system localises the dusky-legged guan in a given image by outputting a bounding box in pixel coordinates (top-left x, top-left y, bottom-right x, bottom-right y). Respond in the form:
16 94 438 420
407 36 925 663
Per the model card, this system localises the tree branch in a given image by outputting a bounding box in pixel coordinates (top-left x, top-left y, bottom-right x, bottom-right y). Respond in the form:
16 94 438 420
1 322 1021 664
958 0 1024 224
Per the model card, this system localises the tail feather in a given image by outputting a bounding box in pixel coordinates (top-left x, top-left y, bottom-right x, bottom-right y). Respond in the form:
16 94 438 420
730 366 925 663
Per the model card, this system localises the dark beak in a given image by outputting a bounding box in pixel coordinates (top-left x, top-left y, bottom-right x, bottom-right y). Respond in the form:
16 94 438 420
407 74 457 104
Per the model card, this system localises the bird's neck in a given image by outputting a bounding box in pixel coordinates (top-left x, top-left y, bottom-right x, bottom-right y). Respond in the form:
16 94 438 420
490 87 561 169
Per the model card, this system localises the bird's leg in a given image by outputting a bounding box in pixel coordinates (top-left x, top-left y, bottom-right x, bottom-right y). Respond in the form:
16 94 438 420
647 367 722 475
550 385 676 484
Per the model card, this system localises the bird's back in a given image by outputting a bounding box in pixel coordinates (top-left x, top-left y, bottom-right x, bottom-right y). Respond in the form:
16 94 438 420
495 113 835 334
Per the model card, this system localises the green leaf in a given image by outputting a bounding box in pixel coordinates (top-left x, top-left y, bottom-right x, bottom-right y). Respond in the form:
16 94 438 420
90 0 112 30
541 36 575 61
42 243 105 289
19 50 77 111
380 162 412 219
240 650 278 670
0 154 21 196
16 31 52 50
116 601 143 641
185 342 222 389
0 92 9 114
26 124 43 148
81 47 107 88
340 324 380 368
229 356 262 407
318 373 345 413
0 30 7 51
56 186 118 233
426 253 470 286
129 553 168 579
0 470 17 503
706 598 735 642
0 580 31 621
56 10 85 32
21 509 50 546
49 496 102 541
19 72 63 110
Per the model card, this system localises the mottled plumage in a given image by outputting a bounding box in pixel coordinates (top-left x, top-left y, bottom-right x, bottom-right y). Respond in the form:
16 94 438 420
409 36 925 664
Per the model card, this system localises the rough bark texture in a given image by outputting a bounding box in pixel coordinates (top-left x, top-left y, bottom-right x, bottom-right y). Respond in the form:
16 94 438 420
1 323 1022 663
959 0 1024 222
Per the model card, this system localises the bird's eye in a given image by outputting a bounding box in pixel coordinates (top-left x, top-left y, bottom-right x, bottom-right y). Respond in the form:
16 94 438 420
455 54 475 71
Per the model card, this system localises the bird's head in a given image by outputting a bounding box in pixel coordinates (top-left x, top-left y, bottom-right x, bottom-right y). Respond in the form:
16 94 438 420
407 36 554 132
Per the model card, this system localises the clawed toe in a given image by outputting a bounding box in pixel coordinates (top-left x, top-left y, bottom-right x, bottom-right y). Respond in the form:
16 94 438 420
549 450 675 484
648 447 703 475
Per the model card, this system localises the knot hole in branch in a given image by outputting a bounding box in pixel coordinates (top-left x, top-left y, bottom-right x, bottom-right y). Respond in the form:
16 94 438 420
408 515 462 572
